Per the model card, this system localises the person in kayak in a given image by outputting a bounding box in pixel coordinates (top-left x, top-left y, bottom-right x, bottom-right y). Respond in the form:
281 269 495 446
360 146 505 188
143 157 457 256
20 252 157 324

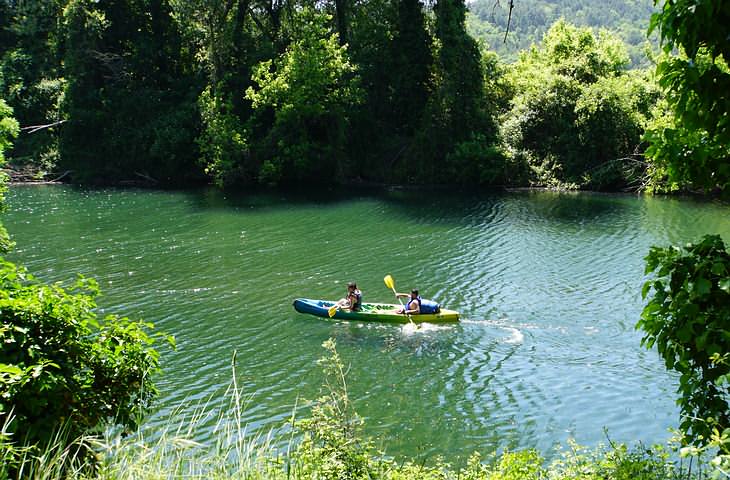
336 282 362 311
396 289 421 314
396 289 440 314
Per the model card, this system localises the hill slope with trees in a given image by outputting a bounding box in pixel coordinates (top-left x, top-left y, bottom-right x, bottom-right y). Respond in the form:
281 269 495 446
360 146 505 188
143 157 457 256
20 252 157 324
467 0 656 66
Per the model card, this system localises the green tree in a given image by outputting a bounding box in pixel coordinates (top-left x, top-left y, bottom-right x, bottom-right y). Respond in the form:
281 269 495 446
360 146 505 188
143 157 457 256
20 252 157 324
245 8 361 185
172 0 276 188
502 20 658 189
638 235 730 446
61 0 200 185
0 0 66 171
0 99 19 252
643 0 730 194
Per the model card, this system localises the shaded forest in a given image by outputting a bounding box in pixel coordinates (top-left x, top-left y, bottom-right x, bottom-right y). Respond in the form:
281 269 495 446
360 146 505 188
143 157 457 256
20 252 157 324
0 0 727 194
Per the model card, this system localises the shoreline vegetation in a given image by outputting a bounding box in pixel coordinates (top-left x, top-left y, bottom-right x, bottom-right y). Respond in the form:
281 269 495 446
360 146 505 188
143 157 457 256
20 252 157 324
0 340 708 480
0 1 726 197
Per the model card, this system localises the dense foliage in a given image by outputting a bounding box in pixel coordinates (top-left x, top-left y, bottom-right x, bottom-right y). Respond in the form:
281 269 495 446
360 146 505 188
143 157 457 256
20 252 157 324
643 0 730 194
501 21 660 190
0 0 668 190
638 236 730 446
0 261 165 449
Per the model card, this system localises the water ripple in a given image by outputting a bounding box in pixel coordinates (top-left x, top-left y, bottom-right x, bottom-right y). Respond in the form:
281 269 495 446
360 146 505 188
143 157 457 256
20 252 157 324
4 185 730 464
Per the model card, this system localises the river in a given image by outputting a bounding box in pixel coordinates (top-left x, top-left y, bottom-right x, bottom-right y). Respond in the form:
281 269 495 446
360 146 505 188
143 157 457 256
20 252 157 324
5 185 730 464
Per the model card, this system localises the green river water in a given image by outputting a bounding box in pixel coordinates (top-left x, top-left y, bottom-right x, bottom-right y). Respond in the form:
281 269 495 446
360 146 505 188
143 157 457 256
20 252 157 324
5 185 730 464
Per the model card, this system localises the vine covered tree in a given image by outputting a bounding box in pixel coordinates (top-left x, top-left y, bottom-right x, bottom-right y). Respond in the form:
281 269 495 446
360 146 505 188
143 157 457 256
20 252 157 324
406 0 503 185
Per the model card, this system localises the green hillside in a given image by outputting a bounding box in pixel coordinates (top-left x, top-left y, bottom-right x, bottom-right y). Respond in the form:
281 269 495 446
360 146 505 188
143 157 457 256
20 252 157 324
467 0 656 65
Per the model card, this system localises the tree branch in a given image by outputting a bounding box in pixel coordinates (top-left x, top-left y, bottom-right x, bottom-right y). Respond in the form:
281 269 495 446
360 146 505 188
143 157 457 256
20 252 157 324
503 0 514 43
20 120 67 134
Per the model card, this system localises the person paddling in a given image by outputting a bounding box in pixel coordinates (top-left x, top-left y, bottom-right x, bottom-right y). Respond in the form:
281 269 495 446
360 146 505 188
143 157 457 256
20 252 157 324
395 289 440 315
396 289 420 315
336 281 362 312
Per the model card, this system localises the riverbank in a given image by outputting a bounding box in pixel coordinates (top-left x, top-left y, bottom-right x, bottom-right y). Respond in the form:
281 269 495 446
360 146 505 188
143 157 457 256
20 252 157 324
3 340 698 480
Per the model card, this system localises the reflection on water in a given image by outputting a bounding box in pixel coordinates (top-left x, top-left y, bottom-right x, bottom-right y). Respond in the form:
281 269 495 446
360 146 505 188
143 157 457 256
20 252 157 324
5 185 730 465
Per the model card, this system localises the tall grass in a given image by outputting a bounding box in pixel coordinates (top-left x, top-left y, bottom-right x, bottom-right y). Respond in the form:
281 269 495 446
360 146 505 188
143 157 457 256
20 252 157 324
0 341 710 479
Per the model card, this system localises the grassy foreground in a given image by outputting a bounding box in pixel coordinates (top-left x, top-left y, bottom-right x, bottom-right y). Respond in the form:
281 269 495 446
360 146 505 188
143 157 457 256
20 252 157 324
1 341 703 479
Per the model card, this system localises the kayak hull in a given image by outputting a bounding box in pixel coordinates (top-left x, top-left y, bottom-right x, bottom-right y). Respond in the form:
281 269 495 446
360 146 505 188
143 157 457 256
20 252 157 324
293 298 459 323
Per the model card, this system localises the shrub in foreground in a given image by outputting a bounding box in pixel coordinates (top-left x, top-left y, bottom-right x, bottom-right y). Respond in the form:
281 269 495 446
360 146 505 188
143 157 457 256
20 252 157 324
0 258 168 462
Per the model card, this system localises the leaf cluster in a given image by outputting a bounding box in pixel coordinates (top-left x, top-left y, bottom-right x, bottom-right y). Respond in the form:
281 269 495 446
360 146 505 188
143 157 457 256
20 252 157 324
637 234 730 446
643 0 730 194
0 258 166 454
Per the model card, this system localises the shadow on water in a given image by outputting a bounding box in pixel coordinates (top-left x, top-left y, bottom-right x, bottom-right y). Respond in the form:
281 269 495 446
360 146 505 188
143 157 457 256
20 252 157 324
512 190 633 224
356 187 637 228
21 183 673 233
188 185 393 212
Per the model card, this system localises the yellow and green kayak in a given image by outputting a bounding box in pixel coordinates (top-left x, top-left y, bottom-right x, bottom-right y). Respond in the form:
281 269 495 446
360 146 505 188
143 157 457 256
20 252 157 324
292 298 459 324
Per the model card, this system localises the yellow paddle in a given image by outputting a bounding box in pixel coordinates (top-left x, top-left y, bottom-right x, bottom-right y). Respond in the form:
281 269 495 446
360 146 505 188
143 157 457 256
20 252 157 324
327 303 339 317
384 274 416 326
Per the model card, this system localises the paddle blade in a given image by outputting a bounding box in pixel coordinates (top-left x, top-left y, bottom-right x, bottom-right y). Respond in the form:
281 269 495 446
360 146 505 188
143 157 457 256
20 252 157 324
384 274 395 291
328 304 338 317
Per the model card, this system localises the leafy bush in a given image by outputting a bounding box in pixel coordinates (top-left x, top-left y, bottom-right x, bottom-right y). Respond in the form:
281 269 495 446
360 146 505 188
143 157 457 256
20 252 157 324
0 258 167 452
638 235 730 446
446 133 524 186
642 0 730 195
